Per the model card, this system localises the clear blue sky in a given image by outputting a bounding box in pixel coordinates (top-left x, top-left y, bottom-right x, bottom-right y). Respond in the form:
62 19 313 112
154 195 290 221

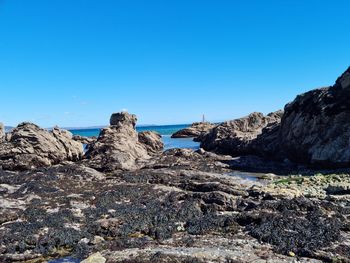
0 0 349 127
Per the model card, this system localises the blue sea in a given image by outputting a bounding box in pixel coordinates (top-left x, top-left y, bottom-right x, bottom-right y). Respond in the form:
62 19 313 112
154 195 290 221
69 124 200 150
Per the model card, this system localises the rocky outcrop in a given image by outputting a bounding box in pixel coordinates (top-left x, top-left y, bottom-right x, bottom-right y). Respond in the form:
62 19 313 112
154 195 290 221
0 122 4 142
0 123 83 170
171 122 215 140
138 131 164 153
200 111 283 156
201 67 350 168
278 67 350 167
73 135 97 145
85 112 151 171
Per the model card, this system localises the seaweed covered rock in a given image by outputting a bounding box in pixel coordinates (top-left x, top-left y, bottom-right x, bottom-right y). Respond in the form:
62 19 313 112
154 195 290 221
238 198 345 259
0 123 83 170
200 111 283 156
279 67 350 167
138 131 164 153
171 122 214 140
85 112 151 171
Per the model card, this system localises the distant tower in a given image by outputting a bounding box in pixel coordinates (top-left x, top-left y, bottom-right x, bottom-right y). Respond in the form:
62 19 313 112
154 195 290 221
202 114 205 123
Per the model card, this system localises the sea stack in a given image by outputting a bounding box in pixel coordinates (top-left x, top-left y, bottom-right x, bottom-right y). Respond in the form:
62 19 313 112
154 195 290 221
85 111 163 171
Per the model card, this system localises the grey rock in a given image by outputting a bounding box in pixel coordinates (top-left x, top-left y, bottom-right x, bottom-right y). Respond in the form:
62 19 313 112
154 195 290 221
138 131 164 153
85 112 151 171
110 112 137 127
171 122 215 140
200 111 282 156
0 123 83 170
0 123 4 142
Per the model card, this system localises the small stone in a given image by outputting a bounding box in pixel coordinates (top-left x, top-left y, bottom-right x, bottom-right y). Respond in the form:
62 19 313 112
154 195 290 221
81 252 106 263
288 251 295 257
79 238 90 244
92 236 105 245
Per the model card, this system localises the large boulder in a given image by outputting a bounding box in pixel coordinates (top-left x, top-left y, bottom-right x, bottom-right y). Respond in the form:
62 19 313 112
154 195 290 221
279 67 350 167
200 111 283 156
0 123 4 142
85 112 151 171
110 112 137 127
138 131 164 153
0 123 83 170
171 122 215 140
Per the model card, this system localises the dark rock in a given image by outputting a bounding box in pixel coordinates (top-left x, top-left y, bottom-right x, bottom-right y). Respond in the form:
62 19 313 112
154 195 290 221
171 122 215 140
239 198 344 259
138 131 164 154
200 67 350 168
200 111 283 156
0 123 83 170
279 67 350 167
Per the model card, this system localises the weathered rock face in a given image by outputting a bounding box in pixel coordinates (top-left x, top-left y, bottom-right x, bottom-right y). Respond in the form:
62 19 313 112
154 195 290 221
138 131 164 154
0 123 83 170
0 122 4 142
171 122 215 140
201 67 350 168
85 112 151 171
110 112 137 127
279 67 350 167
200 111 283 156
73 135 97 145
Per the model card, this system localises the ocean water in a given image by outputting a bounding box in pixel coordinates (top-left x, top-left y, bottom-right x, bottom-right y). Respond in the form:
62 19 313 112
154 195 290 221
49 258 79 263
69 124 200 150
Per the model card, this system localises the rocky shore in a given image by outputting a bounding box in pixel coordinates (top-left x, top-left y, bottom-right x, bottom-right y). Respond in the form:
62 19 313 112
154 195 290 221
0 67 350 262
198 67 350 168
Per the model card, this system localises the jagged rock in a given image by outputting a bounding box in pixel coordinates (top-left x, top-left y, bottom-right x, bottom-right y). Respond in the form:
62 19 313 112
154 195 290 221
110 112 137 127
279 67 350 167
200 111 283 156
85 112 150 171
201 67 350 168
138 131 164 153
73 135 97 145
0 122 4 142
0 123 83 170
171 122 214 140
